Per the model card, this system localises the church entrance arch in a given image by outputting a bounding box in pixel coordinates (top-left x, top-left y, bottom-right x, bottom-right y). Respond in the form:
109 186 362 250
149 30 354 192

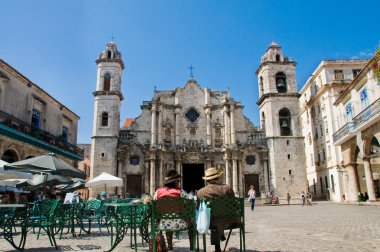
182 163 204 193
244 174 260 197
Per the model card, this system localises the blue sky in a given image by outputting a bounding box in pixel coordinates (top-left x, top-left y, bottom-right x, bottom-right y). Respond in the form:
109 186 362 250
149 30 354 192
0 0 379 143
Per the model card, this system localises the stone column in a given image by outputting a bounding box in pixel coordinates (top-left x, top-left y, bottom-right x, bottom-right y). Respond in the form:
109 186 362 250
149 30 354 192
144 159 150 194
224 153 230 185
175 108 180 145
159 159 164 186
230 105 236 146
363 156 376 201
263 158 269 194
150 158 156 195
223 106 229 146
205 107 211 146
239 159 244 195
151 103 157 147
232 158 238 196
345 163 360 202
158 105 163 146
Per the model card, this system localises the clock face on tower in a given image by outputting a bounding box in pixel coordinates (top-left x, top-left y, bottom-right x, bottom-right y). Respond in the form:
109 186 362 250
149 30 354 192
185 108 200 123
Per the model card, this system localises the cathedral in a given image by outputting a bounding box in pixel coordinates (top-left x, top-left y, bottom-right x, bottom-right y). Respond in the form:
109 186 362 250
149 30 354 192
90 41 307 198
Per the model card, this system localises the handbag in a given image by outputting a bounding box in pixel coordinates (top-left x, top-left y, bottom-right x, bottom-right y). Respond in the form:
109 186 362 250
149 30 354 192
196 199 211 234
149 232 167 252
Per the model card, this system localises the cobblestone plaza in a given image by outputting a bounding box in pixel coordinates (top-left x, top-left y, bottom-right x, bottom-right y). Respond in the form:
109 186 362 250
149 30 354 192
1 202 379 252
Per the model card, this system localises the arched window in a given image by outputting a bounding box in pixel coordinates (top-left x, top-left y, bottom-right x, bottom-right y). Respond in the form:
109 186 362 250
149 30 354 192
279 108 291 136
275 72 287 93
107 50 112 59
101 112 109 126
2 149 19 163
275 54 281 62
104 72 111 91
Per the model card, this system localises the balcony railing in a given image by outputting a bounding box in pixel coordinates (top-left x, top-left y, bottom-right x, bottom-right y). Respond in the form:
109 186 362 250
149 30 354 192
333 97 380 143
0 109 84 157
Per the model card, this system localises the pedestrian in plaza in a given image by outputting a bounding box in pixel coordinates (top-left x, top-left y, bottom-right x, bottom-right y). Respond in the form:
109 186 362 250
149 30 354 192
286 193 291 205
363 192 369 201
100 191 107 200
153 169 194 252
247 185 256 211
358 192 363 206
300 191 305 206
306 192 312 206
197 167 238 252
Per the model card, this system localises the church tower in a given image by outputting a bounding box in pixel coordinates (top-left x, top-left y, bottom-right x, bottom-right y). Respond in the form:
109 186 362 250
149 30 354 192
90 41 124 197
256 41 307 198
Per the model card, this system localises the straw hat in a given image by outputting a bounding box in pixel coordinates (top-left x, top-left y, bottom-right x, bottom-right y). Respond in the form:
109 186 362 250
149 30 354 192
202 167 223 181
163 169 181 185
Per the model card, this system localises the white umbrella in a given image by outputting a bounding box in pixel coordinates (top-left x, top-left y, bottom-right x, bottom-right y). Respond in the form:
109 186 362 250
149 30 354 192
0 160 33 180
85 172 123 193
0 179 29 186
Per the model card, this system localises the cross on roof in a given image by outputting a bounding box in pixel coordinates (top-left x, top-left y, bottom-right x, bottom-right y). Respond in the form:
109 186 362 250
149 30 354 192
188 65 195 78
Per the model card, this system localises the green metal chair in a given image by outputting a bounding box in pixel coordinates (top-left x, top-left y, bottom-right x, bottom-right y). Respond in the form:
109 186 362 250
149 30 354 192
26 199 60 250
198 195 245 252
78 199 109 235
150 197 196 252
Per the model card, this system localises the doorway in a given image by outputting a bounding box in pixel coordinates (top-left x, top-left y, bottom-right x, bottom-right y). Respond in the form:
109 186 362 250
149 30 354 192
244 174 260 197
126 175 142 198
182 163 204 193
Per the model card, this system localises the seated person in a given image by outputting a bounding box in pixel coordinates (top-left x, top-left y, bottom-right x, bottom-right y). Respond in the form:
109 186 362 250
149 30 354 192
154 169 194 251
197 167 239 252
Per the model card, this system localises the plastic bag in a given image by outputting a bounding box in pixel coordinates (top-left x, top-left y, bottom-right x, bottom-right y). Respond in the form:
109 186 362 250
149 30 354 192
196 199 211 234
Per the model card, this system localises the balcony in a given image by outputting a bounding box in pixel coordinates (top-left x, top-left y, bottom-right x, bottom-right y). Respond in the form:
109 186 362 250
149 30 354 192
0 109 84 160
333 97 380 145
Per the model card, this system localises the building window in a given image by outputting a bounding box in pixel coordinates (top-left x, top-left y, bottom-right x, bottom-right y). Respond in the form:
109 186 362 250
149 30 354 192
314 127 318 139
104 72 111 91
360 87 369 109
287 140 289 145
352 69 361 78
325 176 329 188
245 155 256 165
318 152 321 162
288 170 292 175
101 112 109 126
322 148 326 160
313 178 316 194
334 70 344 80
275 72 287 93
107 50 112 59
320 177 324 194
130 156 140 165
259 76 264 93
331 175 335 193
185 107 200 123
279 108 291 136
275 54 281 62
62 126 68 142
288 154 290 159
31 109 41 130
345 102 353 122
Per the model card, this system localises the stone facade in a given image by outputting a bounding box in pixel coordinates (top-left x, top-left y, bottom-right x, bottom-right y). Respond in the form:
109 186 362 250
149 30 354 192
256 42 307 198
90 42 272 198
0 59 82 167
299 59 368 202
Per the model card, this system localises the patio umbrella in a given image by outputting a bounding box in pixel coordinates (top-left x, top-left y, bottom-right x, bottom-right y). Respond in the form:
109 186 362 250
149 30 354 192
16 174 71 188
0 160 33 180
56 178 86 191
85 172 122 193
0 178 29 186
4 153 86 179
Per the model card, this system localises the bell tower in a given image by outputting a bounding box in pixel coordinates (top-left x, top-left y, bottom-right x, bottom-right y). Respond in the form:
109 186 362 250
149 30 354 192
256 41 307 198
90 41 124 197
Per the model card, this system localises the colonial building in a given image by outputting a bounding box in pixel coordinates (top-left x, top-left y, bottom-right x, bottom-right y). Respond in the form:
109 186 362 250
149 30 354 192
333 52 380 202
90 42 270 198
299 59 368 202
0 59 83 168
256 42 308 198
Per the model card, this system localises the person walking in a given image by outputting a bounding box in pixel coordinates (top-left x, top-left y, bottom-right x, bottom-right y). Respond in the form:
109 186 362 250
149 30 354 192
247 185 256 211
300 191 306 206
286 193 291 205
197 167 237 252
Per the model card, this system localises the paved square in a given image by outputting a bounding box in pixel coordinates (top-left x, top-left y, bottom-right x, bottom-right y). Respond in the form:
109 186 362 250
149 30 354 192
1 203 379 251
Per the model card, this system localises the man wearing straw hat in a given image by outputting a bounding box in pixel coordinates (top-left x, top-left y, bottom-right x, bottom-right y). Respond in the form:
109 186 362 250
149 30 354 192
197 167 235 252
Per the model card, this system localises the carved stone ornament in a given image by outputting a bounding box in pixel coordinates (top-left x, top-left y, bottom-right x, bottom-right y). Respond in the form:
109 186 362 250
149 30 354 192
245 155 256 165
184 153 200 163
